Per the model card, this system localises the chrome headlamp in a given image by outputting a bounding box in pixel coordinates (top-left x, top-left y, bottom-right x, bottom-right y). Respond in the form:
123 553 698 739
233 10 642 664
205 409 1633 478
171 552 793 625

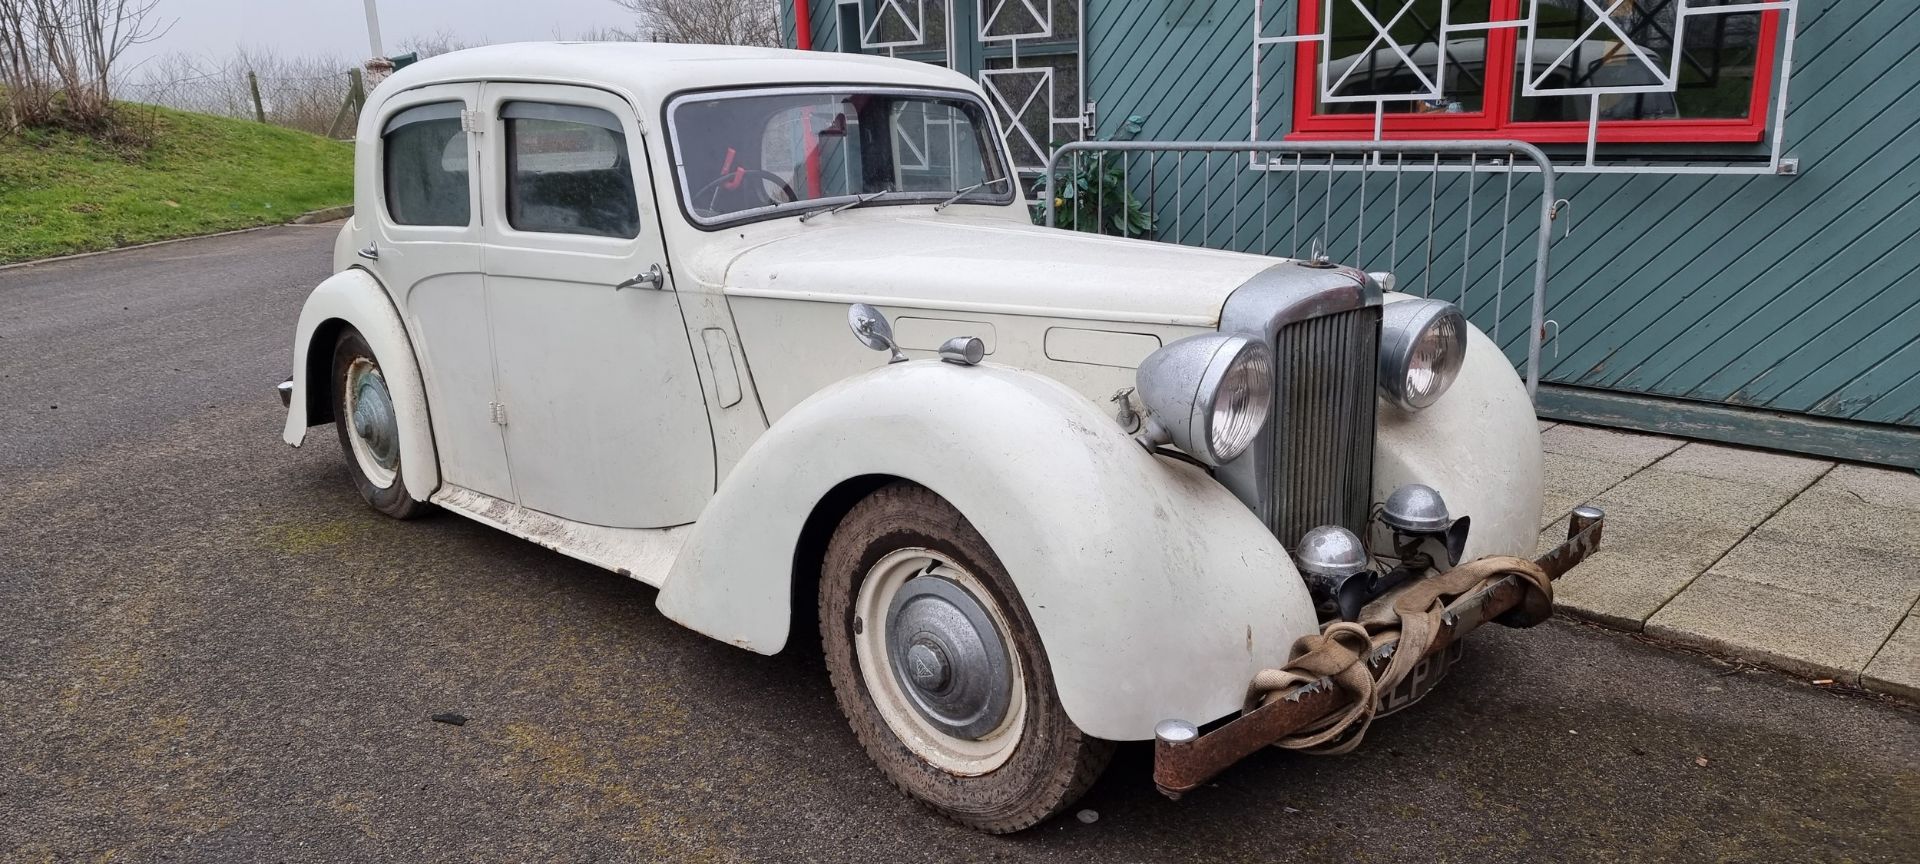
1134 334 1274 465
1378 299 1467 411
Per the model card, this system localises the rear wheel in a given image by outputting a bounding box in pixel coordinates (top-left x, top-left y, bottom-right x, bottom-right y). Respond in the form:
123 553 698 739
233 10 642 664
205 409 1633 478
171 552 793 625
820 481 1111 833
330 328 430 520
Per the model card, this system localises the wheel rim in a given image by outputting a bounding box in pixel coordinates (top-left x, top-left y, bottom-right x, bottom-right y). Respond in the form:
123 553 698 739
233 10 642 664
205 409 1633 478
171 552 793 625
854 547 1027 776
344 357 399 489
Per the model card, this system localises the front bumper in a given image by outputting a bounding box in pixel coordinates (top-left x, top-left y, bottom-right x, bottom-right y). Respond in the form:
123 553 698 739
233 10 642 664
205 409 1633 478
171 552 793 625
1152 506 1606 797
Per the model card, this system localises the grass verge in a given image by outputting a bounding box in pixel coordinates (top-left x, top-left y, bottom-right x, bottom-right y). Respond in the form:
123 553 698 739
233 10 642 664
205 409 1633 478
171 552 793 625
0 105 352 264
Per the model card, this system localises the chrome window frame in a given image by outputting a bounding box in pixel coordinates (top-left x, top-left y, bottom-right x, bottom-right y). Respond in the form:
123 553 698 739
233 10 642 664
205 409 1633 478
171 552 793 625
663 84 1016 231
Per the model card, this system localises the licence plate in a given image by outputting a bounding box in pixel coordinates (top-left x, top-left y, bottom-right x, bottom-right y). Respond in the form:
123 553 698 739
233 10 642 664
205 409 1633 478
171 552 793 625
1374 638 1465 717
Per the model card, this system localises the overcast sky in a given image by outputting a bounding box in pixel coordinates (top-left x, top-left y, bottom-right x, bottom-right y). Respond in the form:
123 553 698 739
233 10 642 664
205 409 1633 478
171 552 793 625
122 0 635 69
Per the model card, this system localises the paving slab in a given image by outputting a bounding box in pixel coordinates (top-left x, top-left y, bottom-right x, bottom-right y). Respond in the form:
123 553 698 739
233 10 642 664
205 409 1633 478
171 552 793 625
1591 467 1793 528
1756 482 1920 558
1862 615 1920 702
1646 574 1906 685
1650 442 1832 495
1540 451 1636 529
1540 423 1685 470
1707 533 1920 614
1813 463 1920 512
1525 424 1914 699
1550 549 1711 631
1540 507 1750 630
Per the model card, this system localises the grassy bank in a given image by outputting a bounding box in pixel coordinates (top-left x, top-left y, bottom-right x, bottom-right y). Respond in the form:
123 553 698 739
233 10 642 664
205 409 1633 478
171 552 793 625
0 106 352 264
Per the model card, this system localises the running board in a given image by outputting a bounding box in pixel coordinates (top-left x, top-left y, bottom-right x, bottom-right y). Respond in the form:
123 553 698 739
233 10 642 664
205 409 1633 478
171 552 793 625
431 486 689 587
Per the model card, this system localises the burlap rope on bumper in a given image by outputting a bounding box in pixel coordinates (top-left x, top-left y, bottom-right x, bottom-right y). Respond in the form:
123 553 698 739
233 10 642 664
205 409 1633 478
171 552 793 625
1246 556 1552 755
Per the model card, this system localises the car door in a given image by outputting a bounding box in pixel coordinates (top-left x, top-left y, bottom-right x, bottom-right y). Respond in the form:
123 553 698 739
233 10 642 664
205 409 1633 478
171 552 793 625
477 82 715 529
369 82 514 501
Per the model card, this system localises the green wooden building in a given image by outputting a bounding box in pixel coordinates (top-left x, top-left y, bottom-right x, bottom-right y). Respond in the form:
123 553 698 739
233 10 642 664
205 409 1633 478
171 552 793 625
780 1 1918 468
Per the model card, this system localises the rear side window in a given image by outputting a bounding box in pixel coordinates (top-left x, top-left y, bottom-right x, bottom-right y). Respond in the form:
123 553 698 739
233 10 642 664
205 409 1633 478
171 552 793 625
383 103 471 227
503 102 640 239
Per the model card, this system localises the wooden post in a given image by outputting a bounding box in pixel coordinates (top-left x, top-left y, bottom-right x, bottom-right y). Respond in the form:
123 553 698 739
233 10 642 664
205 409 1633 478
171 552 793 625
247 71 266 123
326 68 366 140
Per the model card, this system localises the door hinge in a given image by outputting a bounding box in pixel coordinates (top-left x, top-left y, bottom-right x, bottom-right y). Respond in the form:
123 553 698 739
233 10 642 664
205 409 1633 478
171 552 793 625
489 401 508 425
461 109 482 133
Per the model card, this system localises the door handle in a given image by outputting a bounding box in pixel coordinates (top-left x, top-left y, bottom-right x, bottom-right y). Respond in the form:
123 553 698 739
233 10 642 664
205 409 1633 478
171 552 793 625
616 263 665 291
357 243 379 261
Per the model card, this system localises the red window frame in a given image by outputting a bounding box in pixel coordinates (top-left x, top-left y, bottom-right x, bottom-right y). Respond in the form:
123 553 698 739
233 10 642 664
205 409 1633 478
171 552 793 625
1287 0 1778 143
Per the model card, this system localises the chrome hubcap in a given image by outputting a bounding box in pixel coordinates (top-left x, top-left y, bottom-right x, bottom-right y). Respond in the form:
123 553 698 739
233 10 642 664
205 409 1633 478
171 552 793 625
345 358 399 487
854 549 1027 775
885 569 1014 740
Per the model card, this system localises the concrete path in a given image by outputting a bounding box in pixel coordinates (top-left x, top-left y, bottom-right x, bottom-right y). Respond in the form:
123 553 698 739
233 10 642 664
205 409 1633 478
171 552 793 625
1537 422 1920 702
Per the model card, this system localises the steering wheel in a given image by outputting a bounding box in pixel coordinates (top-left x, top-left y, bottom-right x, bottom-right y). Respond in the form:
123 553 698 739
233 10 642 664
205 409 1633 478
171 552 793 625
693 167 800 213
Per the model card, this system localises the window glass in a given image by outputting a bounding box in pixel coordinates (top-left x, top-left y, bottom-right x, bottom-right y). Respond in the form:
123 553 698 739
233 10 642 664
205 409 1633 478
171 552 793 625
887 100 989 192
756 95 862 199
383 102 470 227
1319 0 1492 115
671 88 1011 224
504 102 640 239
1513 0 1762 122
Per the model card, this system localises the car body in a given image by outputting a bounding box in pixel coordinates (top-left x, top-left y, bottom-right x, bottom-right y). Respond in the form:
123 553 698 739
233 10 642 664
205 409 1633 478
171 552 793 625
278 42 1601 832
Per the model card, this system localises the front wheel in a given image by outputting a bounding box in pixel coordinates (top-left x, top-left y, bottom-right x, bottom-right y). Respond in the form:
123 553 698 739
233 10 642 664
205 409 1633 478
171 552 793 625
330 327 430 520
820 482 1111 833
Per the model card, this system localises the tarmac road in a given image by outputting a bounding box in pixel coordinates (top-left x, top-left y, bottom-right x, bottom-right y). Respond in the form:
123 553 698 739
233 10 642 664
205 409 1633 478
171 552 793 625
2 226 1916 863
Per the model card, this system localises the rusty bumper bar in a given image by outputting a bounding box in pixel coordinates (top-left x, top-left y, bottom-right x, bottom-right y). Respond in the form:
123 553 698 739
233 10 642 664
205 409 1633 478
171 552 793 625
1152 506 1606 798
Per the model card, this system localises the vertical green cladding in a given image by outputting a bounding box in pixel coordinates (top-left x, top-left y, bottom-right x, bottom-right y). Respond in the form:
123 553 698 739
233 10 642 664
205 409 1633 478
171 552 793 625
783 0 849 52
783 1 1919 438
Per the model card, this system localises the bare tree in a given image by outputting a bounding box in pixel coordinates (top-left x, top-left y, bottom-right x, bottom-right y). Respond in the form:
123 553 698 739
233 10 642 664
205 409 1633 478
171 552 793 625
396 29 474 59
571 25 637 43
0 0 171 134
610 0 778 47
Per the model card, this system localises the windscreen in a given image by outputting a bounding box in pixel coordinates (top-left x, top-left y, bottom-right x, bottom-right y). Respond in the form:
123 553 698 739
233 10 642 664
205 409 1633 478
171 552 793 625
669 87 1012 224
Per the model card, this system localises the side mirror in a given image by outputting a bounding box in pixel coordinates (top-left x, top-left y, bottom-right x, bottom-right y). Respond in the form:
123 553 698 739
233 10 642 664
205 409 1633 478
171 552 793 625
848 303 907 364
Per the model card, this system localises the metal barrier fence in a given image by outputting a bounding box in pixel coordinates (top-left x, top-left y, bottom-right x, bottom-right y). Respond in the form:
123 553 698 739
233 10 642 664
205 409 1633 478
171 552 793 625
1040 140 1561 399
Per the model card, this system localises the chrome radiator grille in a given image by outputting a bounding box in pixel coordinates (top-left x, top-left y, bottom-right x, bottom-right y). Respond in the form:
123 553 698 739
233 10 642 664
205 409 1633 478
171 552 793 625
1265 307 1381 547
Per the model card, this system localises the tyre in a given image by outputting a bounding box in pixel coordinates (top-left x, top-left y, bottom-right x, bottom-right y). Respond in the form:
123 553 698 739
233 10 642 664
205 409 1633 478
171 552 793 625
330 327 431 520
820 481 1111 833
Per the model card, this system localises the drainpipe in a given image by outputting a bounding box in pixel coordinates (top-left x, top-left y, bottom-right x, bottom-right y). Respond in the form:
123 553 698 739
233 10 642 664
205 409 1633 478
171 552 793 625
794 0 821 195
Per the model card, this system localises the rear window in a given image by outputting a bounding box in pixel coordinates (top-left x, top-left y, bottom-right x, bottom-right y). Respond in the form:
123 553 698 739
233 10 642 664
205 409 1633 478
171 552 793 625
382 102 471 227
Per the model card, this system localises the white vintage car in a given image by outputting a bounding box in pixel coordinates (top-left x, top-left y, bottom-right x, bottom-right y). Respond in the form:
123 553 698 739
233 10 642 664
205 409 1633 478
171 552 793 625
279 43 1604 832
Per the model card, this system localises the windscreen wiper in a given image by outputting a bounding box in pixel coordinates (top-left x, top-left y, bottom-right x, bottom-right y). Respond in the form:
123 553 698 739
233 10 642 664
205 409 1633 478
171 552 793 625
932 177 1013 211
799 189 892 223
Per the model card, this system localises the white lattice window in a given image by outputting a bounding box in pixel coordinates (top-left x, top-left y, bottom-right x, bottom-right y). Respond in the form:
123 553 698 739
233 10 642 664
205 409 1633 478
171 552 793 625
1254 0 1803 171
861 0 929 48
978 0 1084 172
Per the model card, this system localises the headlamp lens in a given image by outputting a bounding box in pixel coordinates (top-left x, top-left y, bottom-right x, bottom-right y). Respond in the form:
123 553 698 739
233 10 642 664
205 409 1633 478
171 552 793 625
1208 343 1272 462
